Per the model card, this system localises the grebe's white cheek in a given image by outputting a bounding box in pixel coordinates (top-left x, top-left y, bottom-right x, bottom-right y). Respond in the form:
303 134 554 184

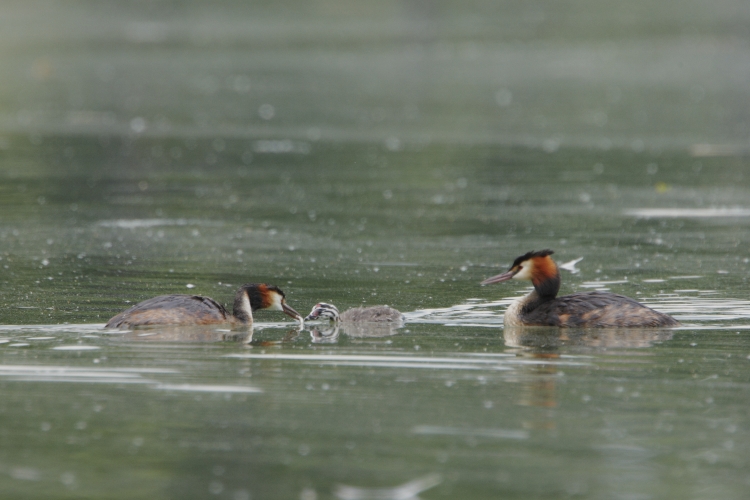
512 263 534 281
270 293 284 311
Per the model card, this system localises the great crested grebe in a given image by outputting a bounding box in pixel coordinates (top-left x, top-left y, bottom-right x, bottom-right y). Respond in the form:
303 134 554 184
304 303 404 324
481 250 679 328
105 283 302 329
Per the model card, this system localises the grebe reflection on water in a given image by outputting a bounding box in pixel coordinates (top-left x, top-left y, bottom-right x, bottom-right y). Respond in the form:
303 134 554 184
503 325 675 349
481 250 679 328
105 283 302 329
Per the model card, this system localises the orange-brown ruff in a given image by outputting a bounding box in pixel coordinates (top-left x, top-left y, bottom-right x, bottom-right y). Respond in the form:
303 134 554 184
105 283 301 329
481 250 679 328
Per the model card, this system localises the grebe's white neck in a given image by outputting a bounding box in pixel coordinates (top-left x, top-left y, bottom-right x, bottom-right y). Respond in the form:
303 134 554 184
233 289 253 324
503 290 548 327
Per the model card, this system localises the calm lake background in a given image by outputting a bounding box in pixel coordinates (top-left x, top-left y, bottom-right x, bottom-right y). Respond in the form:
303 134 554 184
1 1 750 499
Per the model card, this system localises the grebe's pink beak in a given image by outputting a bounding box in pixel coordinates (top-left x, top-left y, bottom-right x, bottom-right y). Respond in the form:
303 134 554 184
282 302 303 323
480 269 516 285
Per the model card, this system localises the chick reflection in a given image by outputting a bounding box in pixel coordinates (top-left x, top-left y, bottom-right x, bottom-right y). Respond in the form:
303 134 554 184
503 326 674 349
307 322 402 343
114 325 254 343
303 302 404 343
309 324 340 343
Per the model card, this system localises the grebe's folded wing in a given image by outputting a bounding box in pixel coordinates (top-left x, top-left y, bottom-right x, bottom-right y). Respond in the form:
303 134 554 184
523 291 677 328
106 294 230 328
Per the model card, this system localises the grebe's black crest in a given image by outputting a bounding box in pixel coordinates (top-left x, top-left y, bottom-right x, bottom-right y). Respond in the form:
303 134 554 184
481 249 679 328
512 249 554 268
106 282 302 329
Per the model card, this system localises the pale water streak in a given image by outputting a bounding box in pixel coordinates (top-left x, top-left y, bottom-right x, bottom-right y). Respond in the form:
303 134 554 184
334 473 443 500
225 353 591 370
412 425 529 440
97 218 219 229
153 384 262 393
226 353 513 371
52 345 100 351
0 365 175 384
624 208 750 218
0 324 106 334
226 354 514 363
0 365 263 395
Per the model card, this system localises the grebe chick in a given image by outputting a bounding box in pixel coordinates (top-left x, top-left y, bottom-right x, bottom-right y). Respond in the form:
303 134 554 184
105 283 302 329
481 250 679 328
304 303 404 324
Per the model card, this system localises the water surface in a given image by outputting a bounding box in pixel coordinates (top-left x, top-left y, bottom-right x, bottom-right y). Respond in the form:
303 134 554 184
1 1 750 499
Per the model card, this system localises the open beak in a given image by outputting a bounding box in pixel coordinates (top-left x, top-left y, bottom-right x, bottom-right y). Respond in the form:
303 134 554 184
480 269 516 285
282 302 304 323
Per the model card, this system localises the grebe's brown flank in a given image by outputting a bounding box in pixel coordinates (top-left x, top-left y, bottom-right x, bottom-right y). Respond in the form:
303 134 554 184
481 250 679 328
304 303 404 324
105 283 302 329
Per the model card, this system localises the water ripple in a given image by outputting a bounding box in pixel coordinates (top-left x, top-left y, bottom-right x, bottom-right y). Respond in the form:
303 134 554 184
225 353 590 369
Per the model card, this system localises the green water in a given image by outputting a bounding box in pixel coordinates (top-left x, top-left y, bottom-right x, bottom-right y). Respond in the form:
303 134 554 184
2 1 750 499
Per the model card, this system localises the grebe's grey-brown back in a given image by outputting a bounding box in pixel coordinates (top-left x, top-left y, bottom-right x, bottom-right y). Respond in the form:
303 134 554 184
304 303 404 324
105 283 302 329
481 250 679 328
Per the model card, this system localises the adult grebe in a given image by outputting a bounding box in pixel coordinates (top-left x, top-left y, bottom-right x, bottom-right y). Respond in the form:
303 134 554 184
304 303 404 324
105 283 302 329
480 250 679 328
